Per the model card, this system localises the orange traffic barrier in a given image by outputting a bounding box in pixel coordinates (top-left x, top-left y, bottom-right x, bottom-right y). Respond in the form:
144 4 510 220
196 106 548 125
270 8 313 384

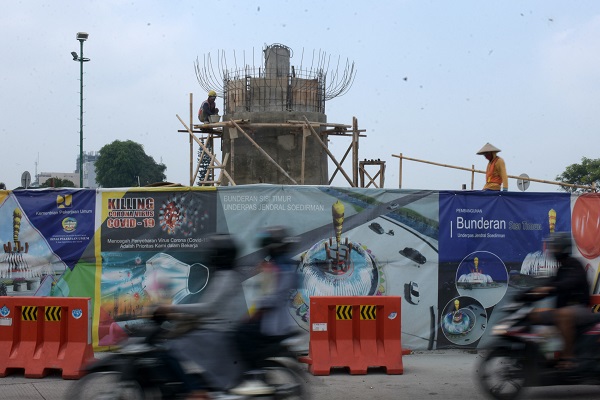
590 295 600 313
299 296 404 375
0 296 94 379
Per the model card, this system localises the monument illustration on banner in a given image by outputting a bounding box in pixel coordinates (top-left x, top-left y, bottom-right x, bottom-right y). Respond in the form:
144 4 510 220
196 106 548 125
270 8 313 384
291 199 387 329
0 208 55 281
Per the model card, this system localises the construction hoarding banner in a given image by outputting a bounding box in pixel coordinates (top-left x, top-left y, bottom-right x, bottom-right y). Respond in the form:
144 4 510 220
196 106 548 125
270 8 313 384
0 186 598 351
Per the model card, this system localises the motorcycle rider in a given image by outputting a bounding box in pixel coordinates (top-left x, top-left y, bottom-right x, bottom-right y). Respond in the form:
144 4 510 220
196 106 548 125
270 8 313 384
154 233 247 398
231 226 301 396
527 231 592 369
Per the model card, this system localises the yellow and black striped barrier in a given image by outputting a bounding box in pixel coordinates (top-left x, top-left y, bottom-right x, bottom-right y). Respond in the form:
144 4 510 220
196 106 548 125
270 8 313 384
22 306 38 321
360 305 377 320
591 295 600 313
301 296 404 376
0 296 93 379
45 306 61 321
336 305 352 320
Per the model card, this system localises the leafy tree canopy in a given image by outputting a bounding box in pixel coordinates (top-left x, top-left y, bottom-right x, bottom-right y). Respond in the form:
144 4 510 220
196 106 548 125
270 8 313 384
555 157 600 193
95 140 166 188
40 177 76 188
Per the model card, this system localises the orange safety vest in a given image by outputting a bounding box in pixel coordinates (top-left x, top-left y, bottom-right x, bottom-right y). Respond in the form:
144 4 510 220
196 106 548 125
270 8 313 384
198 100 216 122
486 157 503 185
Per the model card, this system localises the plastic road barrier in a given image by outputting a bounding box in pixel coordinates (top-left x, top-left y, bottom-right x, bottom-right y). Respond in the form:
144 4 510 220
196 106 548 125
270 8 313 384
0 296 93 379
591 295 600 313
300 296 404 375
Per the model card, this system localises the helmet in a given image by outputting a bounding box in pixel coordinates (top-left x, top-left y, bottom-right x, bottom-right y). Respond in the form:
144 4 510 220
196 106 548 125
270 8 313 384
204 233 238 268
208 90 217 97
257 226 298 256
544 232 572 259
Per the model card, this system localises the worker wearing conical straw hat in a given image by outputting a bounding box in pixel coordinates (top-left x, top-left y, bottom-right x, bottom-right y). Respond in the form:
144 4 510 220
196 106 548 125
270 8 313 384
477 143 508 191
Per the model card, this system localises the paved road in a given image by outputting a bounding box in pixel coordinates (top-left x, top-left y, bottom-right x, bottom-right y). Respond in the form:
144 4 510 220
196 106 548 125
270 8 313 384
1 350 600 400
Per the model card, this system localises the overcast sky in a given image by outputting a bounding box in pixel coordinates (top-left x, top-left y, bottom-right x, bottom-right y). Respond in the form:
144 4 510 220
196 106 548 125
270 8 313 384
2 1 599 192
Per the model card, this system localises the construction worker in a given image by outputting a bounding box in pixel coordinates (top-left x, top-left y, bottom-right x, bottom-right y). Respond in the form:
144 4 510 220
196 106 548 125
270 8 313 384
477 142 508 191
198 90 219 123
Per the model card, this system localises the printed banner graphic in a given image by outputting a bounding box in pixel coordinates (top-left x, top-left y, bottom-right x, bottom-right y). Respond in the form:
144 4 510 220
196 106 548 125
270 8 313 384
0 186 597 351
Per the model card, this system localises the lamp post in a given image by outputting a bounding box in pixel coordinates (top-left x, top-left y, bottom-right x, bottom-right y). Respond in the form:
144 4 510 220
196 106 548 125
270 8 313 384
72 32 90 188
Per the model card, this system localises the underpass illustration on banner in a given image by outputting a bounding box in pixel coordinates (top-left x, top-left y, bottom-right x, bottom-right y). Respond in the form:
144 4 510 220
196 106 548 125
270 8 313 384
440 296 487 345
291 199 386 329
98 190 216 346
288 188 439 347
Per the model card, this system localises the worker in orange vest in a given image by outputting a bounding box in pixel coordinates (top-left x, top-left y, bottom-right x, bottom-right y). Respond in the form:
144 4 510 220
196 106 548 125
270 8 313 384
477 142 508 191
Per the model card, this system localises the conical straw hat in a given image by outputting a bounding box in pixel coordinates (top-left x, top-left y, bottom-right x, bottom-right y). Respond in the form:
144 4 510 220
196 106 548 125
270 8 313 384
476 142 501 154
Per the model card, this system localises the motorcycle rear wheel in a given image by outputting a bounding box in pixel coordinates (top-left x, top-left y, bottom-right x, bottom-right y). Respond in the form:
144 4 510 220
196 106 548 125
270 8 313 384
65 371 161 400
477 347 526 400
262 360 310 399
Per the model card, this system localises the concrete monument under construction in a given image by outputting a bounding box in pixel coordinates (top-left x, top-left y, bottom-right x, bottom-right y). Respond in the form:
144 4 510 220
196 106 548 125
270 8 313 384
195 44 355 185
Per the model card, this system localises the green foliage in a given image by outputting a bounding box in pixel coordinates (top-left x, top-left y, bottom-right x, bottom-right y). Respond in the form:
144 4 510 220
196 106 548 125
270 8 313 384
40 177 76 188
95 140 166 188
555 157 600 193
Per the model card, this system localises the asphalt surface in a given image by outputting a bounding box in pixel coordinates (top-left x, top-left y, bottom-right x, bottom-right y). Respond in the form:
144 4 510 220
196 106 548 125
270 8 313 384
1 350 600 400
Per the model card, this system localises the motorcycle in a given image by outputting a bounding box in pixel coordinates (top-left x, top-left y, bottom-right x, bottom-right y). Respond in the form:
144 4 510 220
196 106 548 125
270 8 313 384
65 317 310 400
476 290 600 400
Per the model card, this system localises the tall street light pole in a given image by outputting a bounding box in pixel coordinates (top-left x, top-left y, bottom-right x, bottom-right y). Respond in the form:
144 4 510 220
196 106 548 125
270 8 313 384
72 32 90 188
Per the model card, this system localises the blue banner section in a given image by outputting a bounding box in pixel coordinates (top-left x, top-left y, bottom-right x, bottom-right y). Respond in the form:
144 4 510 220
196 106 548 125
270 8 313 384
439 191 571 263
436 191 571 348
13 189 96 270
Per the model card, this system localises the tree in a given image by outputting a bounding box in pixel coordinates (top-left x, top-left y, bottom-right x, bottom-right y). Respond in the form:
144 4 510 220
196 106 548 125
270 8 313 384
40 177 76 188
95 140 166 188
555 157 600 193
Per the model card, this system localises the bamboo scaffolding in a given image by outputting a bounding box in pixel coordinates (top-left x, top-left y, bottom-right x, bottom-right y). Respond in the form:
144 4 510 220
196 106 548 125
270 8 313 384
189 94 194 186
352 117 359 187
176 114 236 186
302 116 355 187
359 159 385 188
393 153 596 191
180 95 365 187
329 143 353 185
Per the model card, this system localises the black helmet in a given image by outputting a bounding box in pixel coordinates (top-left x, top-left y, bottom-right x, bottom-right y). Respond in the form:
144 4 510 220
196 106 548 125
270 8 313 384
204 233 238 268
257 226 297 256
544 232 572 259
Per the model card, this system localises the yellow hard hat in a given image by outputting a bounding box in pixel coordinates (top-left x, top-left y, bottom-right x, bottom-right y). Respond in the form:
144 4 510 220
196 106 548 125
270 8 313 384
208 90 217 97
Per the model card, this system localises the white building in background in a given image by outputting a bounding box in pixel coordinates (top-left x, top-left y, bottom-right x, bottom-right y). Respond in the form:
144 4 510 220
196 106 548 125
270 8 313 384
76 151 100 189
37 172 81 187
34 151 100 188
